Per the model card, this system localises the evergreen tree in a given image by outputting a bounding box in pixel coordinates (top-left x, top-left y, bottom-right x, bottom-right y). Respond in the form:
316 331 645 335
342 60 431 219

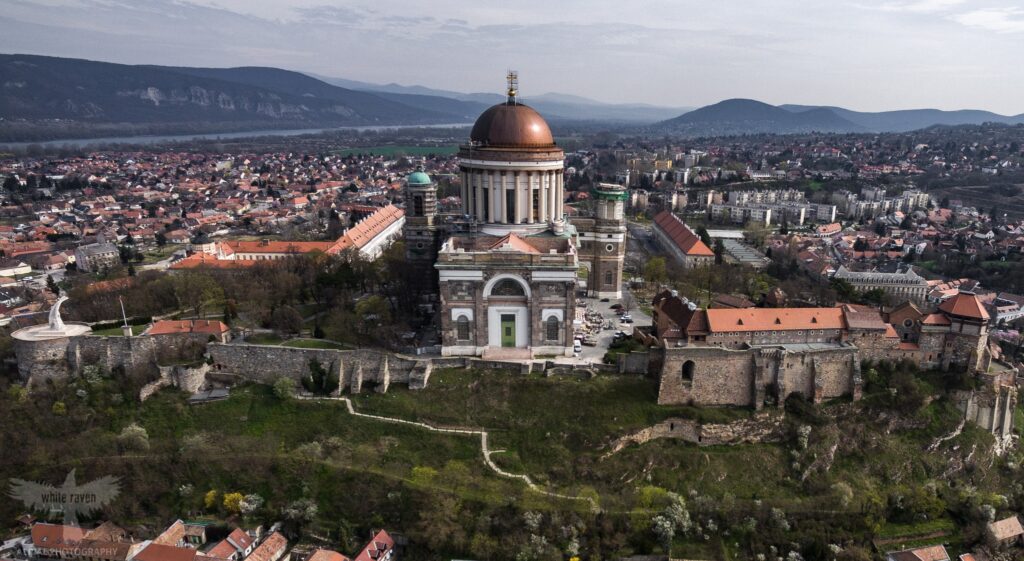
46 275 60 296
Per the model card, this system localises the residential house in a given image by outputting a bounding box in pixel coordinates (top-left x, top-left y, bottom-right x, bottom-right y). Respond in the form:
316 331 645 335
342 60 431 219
205 529 255 561
987 515 1024 547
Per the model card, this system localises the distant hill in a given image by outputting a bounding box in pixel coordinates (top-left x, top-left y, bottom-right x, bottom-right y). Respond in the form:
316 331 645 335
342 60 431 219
0 54 475 130
654 99 866 136
779 104 1024 132
313 74 691 123
654 98 1024 136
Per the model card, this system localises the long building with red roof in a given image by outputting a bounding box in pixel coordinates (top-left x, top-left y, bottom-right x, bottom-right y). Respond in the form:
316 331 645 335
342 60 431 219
170 205 403 270
652 211 714 269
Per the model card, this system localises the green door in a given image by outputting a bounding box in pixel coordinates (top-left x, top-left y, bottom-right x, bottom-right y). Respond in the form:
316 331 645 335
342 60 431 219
500 314 516 347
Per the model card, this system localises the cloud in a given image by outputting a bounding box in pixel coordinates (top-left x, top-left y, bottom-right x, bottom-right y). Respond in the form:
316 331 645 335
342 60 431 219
878 0 965 13
949 7 1024 32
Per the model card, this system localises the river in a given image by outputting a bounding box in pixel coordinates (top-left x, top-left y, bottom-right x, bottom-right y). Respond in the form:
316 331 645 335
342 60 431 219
0 122 472 150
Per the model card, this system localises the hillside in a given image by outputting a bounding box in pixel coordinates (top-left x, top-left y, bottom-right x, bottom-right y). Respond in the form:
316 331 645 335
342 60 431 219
654 98 866 136
780 104 1024 132
0 54 472 130
655 98 1024 137
1 362 1020 560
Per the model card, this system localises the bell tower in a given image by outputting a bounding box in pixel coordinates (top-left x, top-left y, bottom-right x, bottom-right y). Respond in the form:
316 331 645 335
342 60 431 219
403 167 440 292
588 183 628 299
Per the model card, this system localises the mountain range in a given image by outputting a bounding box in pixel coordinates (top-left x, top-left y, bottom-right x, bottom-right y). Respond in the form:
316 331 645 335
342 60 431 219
2 54 1023 141
653 98 1024 137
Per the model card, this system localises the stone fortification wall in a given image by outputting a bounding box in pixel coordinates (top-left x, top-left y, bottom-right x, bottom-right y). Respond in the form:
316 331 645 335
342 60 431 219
17 332 218 388
207 343 428 392
139 363 211 401
14 336 74 386
659 346 757 406
658 344 860 407
954 380 1017 440
606 410 785 455
68 335 160 377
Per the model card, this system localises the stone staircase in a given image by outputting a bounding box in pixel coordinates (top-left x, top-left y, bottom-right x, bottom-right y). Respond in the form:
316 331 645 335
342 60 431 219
481 346 533 361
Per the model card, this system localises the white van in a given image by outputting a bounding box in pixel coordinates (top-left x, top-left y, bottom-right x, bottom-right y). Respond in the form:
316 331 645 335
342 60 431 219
573 339 583 355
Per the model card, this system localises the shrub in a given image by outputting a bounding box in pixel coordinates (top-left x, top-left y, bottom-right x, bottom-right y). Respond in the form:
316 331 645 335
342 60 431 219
223 492 244 514
117 423 150 451
273 377 295 400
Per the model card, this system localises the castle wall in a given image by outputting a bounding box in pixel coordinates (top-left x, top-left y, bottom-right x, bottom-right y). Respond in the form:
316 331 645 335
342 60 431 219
206 343 424 392
658 344 860 407
659 346 756 406
13 336 73 385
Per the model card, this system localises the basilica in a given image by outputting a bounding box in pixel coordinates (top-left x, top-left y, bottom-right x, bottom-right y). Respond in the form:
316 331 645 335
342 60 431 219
402 74 627 358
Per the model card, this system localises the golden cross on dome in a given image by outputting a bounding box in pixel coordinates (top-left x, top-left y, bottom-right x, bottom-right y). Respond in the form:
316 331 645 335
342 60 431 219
506 70 518 104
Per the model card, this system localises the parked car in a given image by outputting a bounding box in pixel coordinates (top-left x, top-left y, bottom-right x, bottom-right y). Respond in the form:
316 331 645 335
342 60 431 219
573 339 583 355
611 303 623 310
582 335 598 346
600 298 610 302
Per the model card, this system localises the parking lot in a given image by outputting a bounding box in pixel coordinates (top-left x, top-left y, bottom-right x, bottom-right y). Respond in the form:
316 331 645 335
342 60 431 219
570 289 652 363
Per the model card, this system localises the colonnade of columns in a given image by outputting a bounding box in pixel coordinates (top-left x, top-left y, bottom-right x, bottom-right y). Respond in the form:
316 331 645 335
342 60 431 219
460 168 564 225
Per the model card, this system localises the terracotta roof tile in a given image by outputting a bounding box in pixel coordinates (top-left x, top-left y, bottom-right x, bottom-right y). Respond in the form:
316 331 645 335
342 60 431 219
705 307 845 333
653 211 714 256
307 550 351 561
245 532 287 561
149 320 229 336
938 293 990 320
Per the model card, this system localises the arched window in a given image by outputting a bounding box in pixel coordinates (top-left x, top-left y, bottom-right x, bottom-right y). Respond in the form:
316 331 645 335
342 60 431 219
545 316 560 341
456 315 470 341
413 195 424 216
682 360 695 384
491 278 526 296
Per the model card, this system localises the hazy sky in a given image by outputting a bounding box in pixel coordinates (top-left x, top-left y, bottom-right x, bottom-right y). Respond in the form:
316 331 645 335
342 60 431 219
3 0 1023 114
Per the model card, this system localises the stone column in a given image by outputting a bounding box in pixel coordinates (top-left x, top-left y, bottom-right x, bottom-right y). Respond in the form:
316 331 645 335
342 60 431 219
476 170 485 220
459 171 466 214
548 171 557 221
526 173 534 224
497 172 506 224
556 172 564 219
539 171 548 223
514 171 523 224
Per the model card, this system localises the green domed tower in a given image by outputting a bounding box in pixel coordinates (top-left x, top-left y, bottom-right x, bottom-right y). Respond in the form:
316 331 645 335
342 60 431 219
403 167 440 292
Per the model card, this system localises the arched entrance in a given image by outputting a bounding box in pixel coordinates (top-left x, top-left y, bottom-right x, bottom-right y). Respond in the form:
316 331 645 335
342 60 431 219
484 274 530 348
682 360 695 386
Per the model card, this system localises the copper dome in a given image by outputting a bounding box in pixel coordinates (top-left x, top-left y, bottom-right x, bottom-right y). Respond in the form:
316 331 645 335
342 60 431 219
470 102 555 148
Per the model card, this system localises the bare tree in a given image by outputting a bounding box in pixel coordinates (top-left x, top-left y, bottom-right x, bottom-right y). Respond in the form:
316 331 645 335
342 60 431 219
621 292 637 313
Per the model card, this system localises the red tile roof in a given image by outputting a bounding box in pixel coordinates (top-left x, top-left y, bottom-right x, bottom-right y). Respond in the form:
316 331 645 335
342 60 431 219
489 232 540 254
307 550 351 561
353 531 394 561
169 253 259 270
31 523 87 549
149 319 229 336
206 529 253 559
921 313 952 326
705 307 845 333
340 204 404 250
653 211 714 256
939 293 990 320
134 544 198 561
245 532 287 561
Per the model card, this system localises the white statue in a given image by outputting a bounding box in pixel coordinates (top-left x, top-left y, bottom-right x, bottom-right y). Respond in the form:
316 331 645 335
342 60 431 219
48 295 68 332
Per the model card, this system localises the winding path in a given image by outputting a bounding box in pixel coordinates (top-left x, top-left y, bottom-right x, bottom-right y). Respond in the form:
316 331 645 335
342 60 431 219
296 395 598 509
